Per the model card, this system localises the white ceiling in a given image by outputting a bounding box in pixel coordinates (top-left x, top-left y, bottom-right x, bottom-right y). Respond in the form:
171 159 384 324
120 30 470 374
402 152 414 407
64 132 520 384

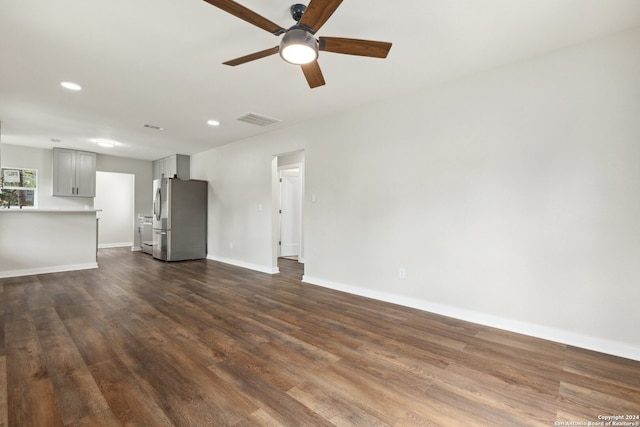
1 0 640 161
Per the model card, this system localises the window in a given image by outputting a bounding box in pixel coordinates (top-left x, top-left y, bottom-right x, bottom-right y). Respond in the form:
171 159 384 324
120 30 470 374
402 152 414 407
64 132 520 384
0 167 38 208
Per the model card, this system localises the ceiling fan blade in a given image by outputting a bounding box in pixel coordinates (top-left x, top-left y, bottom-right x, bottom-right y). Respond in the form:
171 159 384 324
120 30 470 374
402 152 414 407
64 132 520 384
201 0 285 35
319 37 392 58
298 0 343 34
223 46 279 66
301 61 326 88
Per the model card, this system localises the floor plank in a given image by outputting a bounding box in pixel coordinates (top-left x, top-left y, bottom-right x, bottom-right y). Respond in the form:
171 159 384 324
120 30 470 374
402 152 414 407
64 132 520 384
0 248 638 426
0 355 7 427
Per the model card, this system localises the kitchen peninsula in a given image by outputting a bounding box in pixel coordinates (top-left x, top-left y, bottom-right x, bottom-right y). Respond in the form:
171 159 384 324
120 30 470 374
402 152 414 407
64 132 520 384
0 208 100 278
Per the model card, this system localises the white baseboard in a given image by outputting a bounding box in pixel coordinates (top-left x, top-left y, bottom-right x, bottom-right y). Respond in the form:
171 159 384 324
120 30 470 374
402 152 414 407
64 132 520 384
206 254 279 274
98 242 133 249
131 246 142 252
0 262 99 279
302 275 640 362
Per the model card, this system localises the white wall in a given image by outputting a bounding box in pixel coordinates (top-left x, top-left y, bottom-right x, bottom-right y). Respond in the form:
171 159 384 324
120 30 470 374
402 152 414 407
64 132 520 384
192 138 303 272
191 28 640 360
278 150 304 168
95 171 134 248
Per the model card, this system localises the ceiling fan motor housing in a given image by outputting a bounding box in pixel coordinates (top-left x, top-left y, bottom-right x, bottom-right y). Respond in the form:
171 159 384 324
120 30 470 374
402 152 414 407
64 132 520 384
290 4 307 22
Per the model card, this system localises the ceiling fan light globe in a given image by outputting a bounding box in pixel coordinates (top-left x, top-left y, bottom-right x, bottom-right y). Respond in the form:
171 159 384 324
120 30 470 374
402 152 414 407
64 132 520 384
279 28 318 65
281 44 317 65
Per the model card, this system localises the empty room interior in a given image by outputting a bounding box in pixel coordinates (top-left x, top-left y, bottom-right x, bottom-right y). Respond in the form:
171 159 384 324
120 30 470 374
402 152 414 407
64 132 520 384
1 0 640 425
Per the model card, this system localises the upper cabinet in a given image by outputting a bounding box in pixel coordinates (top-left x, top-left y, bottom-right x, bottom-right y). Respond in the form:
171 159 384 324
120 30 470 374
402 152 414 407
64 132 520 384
153 154 190 180
52 148 96 197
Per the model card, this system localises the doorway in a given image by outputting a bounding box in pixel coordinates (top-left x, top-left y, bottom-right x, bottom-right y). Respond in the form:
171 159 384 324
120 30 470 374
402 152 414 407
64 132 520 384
273 150 305 273
95 171 135 249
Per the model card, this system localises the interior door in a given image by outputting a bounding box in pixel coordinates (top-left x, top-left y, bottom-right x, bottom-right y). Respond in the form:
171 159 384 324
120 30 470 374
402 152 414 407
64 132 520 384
279 168 301 258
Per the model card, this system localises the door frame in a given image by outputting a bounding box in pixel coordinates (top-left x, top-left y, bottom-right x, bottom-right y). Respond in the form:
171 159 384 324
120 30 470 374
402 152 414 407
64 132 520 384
271 152 305 273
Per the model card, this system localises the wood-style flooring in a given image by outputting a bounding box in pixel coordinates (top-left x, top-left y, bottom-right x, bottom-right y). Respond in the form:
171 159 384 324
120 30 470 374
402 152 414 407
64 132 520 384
1 247 639 426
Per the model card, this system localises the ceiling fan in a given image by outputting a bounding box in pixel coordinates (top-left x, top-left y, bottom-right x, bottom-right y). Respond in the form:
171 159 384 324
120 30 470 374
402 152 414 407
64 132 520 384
202 0 392 88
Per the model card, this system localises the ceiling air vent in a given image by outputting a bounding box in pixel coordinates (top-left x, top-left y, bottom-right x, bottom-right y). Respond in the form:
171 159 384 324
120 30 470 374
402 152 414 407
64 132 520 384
236 112 282 127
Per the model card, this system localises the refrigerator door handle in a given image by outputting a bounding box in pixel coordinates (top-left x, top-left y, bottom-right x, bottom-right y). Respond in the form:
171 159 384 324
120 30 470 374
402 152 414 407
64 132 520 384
154 188 162 221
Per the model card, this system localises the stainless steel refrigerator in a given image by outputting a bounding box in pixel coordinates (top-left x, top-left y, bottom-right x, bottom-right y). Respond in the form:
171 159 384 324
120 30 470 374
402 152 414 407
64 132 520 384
152 178 207 261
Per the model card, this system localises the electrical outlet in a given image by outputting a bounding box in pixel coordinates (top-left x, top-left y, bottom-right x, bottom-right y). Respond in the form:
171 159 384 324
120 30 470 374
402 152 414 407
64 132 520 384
399 268 406 279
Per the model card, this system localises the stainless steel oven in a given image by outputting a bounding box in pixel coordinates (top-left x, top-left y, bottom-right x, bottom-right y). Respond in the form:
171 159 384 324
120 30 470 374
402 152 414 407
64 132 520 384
138 215 153 255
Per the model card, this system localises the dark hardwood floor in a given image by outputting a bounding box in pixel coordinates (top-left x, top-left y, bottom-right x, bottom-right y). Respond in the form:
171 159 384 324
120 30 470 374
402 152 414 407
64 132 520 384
1 248 639 426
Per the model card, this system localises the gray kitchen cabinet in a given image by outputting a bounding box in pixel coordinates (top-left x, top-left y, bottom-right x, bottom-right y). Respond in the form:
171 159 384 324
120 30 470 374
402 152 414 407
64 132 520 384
152 159 162 181
152 154 190 180
52 148 96 197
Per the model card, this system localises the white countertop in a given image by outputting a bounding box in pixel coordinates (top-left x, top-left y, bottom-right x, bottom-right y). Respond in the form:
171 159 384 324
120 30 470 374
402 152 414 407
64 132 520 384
0 208 102 213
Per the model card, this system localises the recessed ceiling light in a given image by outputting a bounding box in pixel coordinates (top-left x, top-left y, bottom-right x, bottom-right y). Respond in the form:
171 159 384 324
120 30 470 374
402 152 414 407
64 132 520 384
91 138 118 147
207 119 220 126
60 81 82 91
